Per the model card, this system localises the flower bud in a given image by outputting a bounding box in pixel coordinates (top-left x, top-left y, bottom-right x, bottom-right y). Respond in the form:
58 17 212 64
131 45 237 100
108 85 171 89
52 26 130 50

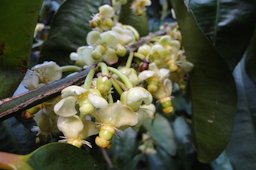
96 76 112 96
95 136 111 148
116 44 127 57
87 30 101 47
138 44 151 57
99 5 114 18
99 125 115 141
159 96 173 115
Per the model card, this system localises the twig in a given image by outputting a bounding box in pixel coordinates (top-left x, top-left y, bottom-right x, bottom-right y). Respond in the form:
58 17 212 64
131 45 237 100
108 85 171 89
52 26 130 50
0 68 90 120
101 148 114 169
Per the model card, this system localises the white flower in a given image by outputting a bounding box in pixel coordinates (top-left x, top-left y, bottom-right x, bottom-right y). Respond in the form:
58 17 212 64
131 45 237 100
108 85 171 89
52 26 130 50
70 46 96 66
121 87 153 111
23 61 62 90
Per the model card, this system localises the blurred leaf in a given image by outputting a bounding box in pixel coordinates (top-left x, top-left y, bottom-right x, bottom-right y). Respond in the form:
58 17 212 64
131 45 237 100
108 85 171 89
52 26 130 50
0 0 42 99
119 0 149 36
40 0 102 65
109 128 138 169
0 143 103 170
143 114 176 156
245 29 256 84
146 150 177 170
227 58 256 170
188 0 256 70
0 118 36 154
171 0 237 162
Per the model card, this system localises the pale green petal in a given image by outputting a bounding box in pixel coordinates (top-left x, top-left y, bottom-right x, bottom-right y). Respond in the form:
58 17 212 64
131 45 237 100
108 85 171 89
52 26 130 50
54 96 77 117
124 87 153 111
61 85 86 98
102 48 118 65
86 30 101 47
80 120 99 139
119 67 140 86
138 70 154 81
159 68 170 80
100 31 118 48
94 102 138 128
32 61 62 83
88 93 108 109
57 116 84 138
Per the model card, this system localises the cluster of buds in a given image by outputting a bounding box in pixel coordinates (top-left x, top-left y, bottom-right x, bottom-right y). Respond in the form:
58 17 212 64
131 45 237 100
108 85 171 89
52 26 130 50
70 5 138 66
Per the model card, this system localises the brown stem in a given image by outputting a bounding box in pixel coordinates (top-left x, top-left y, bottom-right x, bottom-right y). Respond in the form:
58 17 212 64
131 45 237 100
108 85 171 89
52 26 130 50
0 68 90 120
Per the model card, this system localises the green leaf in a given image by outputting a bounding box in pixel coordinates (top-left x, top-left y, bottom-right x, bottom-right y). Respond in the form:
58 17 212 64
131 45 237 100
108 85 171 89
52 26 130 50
245 29 256 84
227 59 256 170
0 0 42 99
26 143 102 170
143 114 176 156
188 0 256 70
119 0 149 36
40 0 102 65
0 143 103 169
171 0 237 162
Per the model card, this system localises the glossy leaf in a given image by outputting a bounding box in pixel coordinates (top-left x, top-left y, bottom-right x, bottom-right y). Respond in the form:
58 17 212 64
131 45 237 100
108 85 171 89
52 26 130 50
119 0 149 36
171 0 237 162
143 114 176 156
0 143 103 170
226 59 256 170
188 0 256 70
245 29 256 84
0 0 42 99
40 0 102 65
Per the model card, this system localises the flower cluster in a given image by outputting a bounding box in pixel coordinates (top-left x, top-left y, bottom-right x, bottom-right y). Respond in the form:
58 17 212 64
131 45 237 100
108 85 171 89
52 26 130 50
24 2 193 150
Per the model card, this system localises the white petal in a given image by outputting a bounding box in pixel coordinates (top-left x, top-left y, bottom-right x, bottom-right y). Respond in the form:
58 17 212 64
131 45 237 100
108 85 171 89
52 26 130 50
32 61 62 83
124 87 153 111
138 70 154 81
159 68 170 80
88 93 108 109
54 96 77 117
57 116 84 138
61 85 86 97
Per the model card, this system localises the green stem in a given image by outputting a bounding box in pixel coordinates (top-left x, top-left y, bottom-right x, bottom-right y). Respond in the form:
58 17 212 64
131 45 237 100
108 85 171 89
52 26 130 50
111 78 123 95
108 67 133 89
83 68 95 89
108 93 114 104
134 52 146 60
98 62 109 76
60 65 81 72
125 52 134 68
